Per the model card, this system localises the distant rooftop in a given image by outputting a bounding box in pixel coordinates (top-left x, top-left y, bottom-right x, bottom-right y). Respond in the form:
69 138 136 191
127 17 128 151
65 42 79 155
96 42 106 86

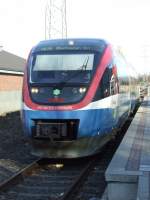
0 50 26 73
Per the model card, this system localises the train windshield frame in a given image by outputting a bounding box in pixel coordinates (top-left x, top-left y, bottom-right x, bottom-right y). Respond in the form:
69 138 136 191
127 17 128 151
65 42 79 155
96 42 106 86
29 50 99 85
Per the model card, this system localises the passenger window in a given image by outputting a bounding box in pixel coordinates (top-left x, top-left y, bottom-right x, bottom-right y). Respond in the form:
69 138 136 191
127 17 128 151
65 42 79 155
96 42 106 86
114 53 130 94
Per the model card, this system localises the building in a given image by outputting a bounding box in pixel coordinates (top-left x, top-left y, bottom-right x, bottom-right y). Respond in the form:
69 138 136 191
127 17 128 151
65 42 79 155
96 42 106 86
0 48 26 115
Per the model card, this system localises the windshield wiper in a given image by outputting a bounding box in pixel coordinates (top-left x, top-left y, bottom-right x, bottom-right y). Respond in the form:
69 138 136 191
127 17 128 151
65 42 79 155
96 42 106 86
56 56 90 88
81 56 89 71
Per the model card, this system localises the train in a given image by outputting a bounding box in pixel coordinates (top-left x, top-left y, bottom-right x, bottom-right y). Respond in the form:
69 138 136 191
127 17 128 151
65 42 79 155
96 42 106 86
21 38 140 158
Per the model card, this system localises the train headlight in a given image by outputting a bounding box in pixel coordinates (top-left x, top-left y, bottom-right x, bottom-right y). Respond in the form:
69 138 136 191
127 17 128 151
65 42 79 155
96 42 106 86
79 87 86 93
68 40 74 46
31 87 39 94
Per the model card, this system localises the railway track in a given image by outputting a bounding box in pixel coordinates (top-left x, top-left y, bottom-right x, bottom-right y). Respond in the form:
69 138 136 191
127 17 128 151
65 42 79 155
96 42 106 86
0 156 101 200
0 136 125 200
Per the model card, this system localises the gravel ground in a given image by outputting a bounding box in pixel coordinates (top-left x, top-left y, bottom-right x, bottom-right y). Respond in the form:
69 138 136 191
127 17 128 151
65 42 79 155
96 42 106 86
0 111 37 181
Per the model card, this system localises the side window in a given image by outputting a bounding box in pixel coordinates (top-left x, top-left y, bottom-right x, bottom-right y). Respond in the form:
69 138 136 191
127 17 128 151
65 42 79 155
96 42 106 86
110 61 119 95
114 53 129 94
101 65 112 97
93 63 113 101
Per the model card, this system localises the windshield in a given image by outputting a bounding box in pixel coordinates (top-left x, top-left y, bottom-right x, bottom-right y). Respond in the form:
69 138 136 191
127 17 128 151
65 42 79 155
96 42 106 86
32 54 94 71
30 52 95 84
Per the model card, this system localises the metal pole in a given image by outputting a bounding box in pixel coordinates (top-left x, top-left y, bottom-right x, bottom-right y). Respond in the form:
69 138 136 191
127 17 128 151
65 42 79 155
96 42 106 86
45 0 67 39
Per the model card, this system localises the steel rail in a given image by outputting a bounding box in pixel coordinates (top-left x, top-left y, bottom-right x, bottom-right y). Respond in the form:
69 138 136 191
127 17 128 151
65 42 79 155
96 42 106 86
0 156 105 200
60 157 98 200
0 158 42 192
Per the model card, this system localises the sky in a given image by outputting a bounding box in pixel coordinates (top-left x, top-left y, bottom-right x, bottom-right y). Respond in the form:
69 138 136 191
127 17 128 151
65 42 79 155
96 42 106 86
0 0 150 74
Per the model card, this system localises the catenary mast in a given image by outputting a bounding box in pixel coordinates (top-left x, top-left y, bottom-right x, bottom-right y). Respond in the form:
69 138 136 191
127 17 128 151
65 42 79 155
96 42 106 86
45 0 67 39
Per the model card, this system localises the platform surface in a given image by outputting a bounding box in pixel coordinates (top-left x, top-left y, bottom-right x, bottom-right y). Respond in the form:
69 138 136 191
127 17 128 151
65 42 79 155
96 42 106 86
105 97 150 200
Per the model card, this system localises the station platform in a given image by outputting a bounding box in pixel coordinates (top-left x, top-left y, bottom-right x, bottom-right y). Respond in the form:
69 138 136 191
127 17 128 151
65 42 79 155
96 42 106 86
105 97 150 200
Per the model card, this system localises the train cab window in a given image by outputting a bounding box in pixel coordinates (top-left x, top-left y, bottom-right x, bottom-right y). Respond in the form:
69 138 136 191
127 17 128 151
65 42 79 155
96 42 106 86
93 65 112 101
102 67 112 97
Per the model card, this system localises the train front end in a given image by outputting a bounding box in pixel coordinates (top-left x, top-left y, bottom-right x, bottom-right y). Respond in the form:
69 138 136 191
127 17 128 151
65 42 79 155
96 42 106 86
22 39 116 158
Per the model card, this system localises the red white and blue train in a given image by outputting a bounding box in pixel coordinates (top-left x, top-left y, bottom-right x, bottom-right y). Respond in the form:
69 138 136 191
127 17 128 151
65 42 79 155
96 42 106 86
21 39 139 158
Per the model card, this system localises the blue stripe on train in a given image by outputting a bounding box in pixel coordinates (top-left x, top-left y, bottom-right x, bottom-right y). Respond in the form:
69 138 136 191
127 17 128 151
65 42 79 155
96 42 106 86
22 108 118 138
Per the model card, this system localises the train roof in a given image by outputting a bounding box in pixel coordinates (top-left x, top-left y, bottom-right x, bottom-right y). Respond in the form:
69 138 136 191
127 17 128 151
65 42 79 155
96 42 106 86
32 38 109 53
